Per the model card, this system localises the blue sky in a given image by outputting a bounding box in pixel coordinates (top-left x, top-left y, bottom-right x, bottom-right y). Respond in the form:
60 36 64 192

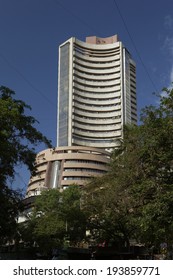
1 0 173 191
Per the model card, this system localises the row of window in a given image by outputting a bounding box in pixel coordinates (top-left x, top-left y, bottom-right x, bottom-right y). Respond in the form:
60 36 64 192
65 159 107 165
73 73 120 84
73 120 121 127
73 126 121 134
74 44 120 58
63 177 89 180
74 54 120 65
64 168 106 173
73 85 120 94
74 61 120 71
74 100 121 108
74 79 121 89
73 135 120 143
73 105 121 114
74 67 121 77
73 113 121 120
73 93 121 102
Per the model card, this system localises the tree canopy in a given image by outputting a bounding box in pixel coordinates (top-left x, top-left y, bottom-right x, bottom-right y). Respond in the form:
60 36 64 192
21 186 86 256
0 86 52 186
84 86 173 256
0 86 52 243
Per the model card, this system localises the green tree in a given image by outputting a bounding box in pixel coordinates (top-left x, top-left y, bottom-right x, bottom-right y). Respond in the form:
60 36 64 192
0 86 52 243
21 186 86 256
84 167 138 249
0 186 22 245
84 86 173 255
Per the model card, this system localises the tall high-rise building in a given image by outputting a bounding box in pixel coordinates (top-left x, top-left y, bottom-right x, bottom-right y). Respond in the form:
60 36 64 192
57 35 137 150
25 34 137 197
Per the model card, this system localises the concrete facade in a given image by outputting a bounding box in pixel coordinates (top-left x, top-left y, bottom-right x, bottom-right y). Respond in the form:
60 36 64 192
26 146 110 197
57 35 137 149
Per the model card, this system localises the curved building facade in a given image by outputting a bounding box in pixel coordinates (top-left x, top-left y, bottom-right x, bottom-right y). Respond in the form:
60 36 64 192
58 35 137 150
26 146 110 197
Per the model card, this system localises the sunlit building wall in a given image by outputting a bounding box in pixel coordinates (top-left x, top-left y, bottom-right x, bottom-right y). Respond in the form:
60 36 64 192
26 146 110 197
57 35 137 150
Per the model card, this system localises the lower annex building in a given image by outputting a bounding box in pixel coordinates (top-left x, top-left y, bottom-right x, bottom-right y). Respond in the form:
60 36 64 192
26 146 110 197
